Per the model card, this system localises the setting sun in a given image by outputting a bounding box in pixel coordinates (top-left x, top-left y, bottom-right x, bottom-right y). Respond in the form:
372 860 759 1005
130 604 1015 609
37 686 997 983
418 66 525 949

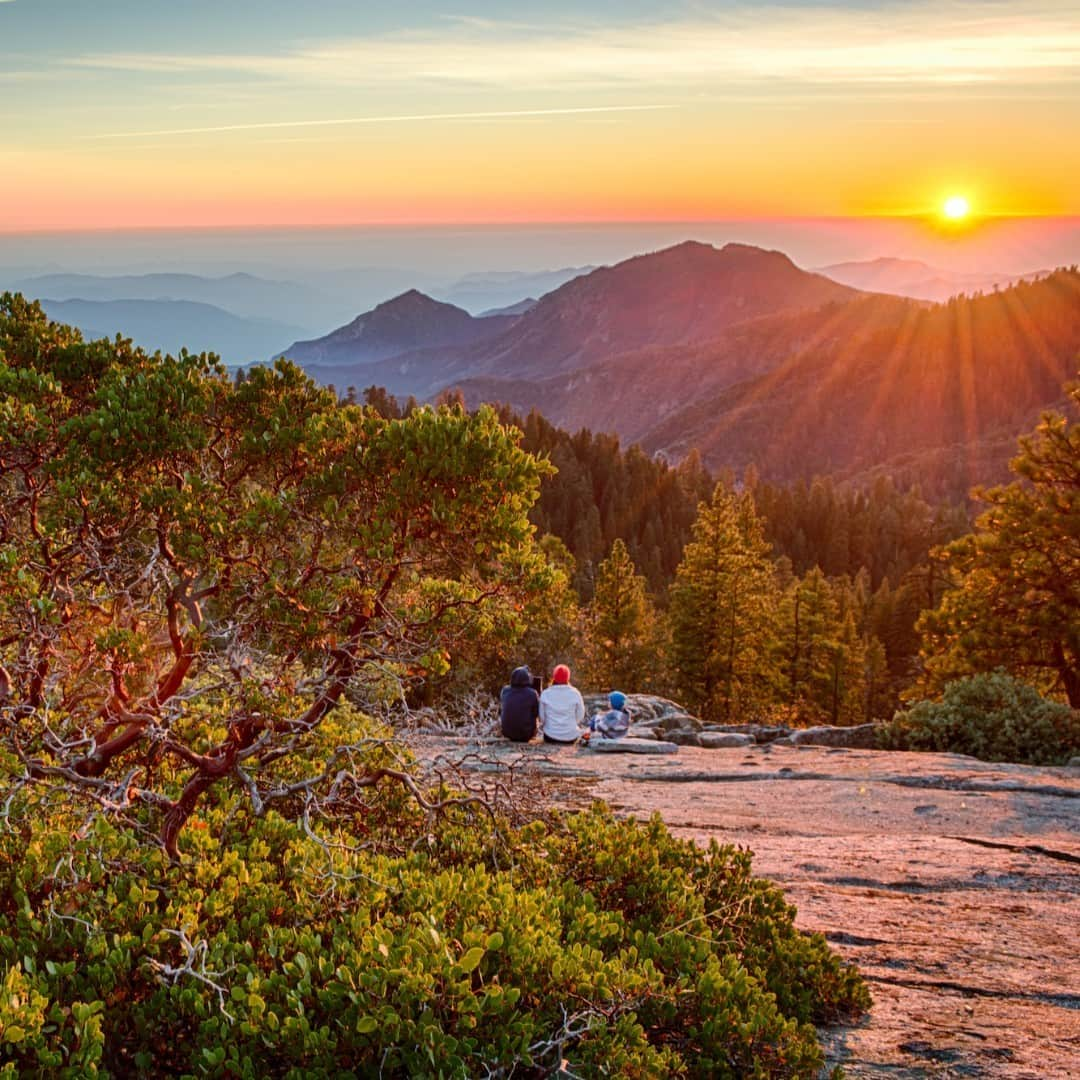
943 195 971 221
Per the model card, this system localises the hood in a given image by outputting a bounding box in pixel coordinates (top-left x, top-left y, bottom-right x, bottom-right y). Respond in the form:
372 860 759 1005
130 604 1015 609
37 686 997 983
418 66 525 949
510 666 533 688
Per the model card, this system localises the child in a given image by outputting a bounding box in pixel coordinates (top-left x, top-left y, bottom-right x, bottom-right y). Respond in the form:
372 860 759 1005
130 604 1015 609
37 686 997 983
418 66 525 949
589 691 632 740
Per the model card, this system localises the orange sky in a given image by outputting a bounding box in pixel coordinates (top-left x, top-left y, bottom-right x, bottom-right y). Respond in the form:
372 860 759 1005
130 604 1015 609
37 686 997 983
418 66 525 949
2 1 1078 230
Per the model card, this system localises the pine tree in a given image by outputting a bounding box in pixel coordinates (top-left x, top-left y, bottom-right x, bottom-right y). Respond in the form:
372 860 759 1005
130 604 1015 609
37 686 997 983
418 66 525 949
919 382 1080 706
581 539 657 691
779 567 837 722
668 485 779 721
826 609 867 725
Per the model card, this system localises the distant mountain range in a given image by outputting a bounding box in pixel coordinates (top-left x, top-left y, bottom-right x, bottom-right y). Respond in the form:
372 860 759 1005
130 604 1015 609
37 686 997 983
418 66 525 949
37 298 308 367
5 266 593 364
20 241 1078 500
287 241 1080 498
295 242 858 396
16 271 342 330
815 257 1043 303
479 298 538 317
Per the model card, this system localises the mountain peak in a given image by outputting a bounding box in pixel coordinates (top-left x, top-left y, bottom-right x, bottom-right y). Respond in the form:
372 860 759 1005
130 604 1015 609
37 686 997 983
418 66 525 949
373 288 454 313
281 288 510 367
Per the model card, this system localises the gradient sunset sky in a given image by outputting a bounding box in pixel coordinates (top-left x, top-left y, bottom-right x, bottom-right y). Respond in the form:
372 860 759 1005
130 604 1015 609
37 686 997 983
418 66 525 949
2 0 1078 231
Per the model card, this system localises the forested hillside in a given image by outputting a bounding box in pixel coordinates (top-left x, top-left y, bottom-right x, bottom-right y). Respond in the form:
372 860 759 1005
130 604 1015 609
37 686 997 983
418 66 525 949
643 269 1080 497
358 385 970 716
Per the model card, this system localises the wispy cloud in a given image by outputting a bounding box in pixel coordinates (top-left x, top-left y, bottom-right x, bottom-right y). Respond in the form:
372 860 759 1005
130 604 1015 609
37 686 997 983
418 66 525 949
68 2 1080 91
80 104 671 140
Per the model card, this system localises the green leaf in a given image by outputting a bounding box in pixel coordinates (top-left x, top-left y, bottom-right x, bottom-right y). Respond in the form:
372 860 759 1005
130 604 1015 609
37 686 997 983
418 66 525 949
457 947 485 973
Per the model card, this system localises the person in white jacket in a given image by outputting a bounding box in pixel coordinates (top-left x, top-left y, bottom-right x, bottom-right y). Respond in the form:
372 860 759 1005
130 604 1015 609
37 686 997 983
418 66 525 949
539 664 586 744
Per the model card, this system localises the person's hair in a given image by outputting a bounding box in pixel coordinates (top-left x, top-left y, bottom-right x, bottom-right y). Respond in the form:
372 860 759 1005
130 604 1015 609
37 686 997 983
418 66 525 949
552 664 571 685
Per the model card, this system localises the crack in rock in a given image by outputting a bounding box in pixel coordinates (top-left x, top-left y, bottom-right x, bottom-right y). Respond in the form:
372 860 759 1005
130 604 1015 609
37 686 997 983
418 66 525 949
865 973 1080 1010
945 834 1080 865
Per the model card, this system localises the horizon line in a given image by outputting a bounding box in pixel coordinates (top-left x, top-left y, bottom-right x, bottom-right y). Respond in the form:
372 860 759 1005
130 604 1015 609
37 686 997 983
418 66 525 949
4 213 1079 238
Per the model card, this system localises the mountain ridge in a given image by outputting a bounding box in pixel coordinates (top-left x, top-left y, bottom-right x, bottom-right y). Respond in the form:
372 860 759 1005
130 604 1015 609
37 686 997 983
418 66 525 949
280 290 517 368
300 241 862 396
816 257 1047 303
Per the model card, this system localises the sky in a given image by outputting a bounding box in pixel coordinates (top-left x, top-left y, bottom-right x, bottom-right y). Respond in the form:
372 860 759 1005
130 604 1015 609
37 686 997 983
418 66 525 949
1 0 1079 231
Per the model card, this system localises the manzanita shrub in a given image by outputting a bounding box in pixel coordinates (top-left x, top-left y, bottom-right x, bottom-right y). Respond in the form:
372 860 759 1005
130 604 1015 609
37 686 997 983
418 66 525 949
882 671 1080 765
0 730 868 1079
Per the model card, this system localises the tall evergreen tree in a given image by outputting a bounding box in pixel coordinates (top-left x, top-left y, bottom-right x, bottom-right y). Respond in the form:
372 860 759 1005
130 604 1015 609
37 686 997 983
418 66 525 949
778 567 837 722
581 539 657 691
919 381 1080 706
826 609 867 725
668 485 779 721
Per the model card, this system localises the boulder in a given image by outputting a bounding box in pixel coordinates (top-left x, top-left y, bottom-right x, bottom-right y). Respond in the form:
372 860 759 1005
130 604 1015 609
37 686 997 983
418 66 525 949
788 723 883 749
587 737 678 754
659 714 704 733
582 693 700 728
699 732 756 749
701 723 792 744
666 730 702 748
626 724 659 740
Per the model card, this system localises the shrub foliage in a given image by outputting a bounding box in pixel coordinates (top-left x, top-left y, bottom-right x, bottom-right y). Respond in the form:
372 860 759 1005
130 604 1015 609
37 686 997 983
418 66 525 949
882 671 1080 765
0 729 867 1078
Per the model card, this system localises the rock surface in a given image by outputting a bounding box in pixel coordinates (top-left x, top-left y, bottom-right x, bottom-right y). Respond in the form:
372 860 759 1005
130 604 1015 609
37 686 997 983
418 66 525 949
408 735 1080 1077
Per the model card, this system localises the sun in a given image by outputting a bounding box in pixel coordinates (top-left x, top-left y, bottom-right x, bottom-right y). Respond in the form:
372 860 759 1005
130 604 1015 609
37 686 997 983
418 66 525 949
942 195 970 221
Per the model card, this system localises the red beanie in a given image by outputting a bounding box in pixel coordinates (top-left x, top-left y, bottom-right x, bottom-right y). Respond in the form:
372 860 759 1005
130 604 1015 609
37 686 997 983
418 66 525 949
552 664 571 685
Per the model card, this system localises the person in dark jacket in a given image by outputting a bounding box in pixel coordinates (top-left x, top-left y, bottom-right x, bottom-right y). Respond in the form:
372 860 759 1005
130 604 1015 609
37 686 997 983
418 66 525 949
500 666 540 742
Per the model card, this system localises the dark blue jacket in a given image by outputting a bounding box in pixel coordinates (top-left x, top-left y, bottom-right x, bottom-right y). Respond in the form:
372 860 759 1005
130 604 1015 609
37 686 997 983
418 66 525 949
500 667 540 742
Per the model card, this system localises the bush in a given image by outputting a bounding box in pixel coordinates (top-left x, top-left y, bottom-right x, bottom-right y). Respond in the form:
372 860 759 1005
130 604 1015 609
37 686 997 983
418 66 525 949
882 671 1080 765
0 740 868 1078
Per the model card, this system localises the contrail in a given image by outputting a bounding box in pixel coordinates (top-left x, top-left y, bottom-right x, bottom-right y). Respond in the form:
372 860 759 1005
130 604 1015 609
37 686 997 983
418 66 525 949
81 104 672 140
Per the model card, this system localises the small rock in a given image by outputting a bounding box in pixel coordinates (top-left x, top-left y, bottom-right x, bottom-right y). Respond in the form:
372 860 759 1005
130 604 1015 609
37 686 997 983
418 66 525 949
587 737 678 755
699 732 756 749
1066 756 1080 770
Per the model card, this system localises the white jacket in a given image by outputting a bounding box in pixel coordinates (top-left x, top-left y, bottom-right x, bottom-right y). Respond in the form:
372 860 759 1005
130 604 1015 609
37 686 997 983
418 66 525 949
539 683 586 741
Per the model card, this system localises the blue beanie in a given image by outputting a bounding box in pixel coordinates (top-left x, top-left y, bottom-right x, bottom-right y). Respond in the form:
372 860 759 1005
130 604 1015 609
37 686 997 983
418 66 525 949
609 691 626 710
